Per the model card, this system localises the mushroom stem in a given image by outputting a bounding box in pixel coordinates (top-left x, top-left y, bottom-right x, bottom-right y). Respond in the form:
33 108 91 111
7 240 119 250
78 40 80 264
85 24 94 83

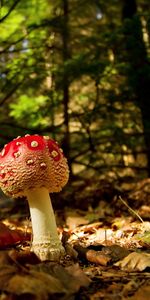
26 187 65 261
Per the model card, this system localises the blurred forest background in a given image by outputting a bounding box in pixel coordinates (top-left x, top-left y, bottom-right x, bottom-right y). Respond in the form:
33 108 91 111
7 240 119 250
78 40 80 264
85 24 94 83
0 0 150 185
1 2 150 298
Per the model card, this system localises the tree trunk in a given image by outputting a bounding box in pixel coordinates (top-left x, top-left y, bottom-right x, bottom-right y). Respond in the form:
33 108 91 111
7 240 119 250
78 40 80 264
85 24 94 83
122 0 150 176
61 0 72 175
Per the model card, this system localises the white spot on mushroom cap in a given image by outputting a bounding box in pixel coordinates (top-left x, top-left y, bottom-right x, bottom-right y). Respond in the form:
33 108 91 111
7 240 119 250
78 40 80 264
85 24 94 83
51 150 58 158
26 159 34 165
1 149 5 156
40 162 47 168
31 141 39 147
43 136 50 140
14 152 21 158
16 142 22 146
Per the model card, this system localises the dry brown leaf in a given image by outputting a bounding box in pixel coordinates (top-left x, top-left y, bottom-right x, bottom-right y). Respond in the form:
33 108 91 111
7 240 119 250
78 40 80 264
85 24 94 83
126 284 150 300
30 262 90 297
65 211 89 230
103 245 130 262
66 263 91 289
74 243 111 265
7 274 50 300
122 280 139 297
0 251 19 291
5 265 89 299
86 249 111 266
0 251 12 265
8 249 40 265
90 291 105 299
115 252 150 271
31 262 90 293
0 265 18 291
6 271 67 300
0 293 15 300
0 222 29 249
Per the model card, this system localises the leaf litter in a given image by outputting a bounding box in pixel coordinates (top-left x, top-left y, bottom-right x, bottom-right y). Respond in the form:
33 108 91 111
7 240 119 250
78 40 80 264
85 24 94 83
0 178 150 299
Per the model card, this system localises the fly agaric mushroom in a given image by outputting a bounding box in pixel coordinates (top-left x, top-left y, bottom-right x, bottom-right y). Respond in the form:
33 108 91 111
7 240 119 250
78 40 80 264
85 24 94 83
0 134 69 261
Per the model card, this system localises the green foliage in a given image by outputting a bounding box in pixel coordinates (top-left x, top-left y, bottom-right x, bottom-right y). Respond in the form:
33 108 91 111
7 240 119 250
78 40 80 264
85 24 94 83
9 95 49 128
0 0 150 179
0 10 24 39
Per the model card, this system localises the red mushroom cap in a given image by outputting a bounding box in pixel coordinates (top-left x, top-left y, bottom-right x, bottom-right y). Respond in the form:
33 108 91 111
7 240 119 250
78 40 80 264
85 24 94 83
0 135 69 197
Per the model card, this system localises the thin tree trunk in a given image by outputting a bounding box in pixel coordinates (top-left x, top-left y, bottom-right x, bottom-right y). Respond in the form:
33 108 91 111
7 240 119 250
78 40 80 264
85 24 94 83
122 0 150 176
61 0 72 175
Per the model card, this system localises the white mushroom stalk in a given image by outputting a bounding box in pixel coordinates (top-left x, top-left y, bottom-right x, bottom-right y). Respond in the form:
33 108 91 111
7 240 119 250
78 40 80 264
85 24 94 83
26 187 65 261
0 134 69 261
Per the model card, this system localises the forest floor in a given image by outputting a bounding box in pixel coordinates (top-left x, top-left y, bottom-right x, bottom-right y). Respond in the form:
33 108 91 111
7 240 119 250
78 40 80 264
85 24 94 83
0 176 150 300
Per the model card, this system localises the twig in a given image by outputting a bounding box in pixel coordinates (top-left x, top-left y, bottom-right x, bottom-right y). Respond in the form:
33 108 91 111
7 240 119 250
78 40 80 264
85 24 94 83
118 195 144 223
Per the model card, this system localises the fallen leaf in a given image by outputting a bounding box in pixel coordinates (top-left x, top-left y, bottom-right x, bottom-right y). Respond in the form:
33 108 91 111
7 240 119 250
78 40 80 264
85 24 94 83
0 265 18 290
127 284 150 300
103 245 130 262
8 262 90 299
8 249 40 265
0 250 12 265
30 262 90 293
0 292 15 300
136 231 150 244
0 222 27 248
122 280 139 297
86 249 111 266
65 211 89 230
74 244 111 265
90 291 105 299
115 252 150 271
6 272 64 300
0 222 16 247
66 263 91 288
